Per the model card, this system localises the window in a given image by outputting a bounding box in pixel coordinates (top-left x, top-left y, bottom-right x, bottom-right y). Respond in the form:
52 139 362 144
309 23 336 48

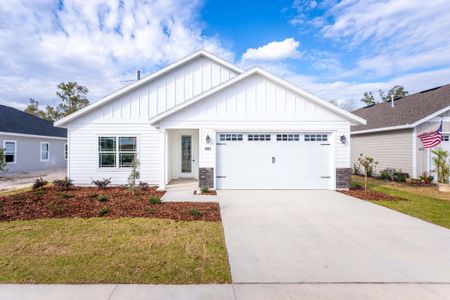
98 136 137 168
276 134 299 141
40 142 50 161
64 143 68 160
444 135 449 142
3 140 16 163
248 134 271 141
219 133 243 141
304 134 328 142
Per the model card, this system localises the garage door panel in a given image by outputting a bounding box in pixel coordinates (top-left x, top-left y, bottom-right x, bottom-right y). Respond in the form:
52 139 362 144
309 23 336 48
216 133 333 190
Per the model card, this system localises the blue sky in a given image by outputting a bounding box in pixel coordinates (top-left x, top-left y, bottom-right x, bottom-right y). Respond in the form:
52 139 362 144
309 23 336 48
1 0 450 111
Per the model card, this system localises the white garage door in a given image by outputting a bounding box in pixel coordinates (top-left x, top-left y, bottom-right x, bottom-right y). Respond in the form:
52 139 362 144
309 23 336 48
216 132 333 189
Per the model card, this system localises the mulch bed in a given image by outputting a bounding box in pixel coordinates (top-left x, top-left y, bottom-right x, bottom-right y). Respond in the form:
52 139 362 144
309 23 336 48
339 189 405 201
0 186 221 222
193 190 217 195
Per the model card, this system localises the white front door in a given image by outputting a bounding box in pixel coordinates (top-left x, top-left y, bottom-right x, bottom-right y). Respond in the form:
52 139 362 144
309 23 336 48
176 131 198 178
216 132 333 189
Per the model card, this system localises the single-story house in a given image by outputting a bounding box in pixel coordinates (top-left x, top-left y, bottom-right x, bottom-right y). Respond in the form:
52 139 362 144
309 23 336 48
0 105 67 174
351 84 450 178
55 50 365 190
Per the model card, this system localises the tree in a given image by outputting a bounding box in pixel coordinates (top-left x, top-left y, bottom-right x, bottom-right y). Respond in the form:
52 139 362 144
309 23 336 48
361 92 376 106
128 158 140 196
22 82 89 122
357 154 378 191
379 85 409 102
328 99 356 112
0 147 7 173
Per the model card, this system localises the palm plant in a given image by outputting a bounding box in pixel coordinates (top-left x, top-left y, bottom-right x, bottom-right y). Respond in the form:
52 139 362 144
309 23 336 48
432 149 449 184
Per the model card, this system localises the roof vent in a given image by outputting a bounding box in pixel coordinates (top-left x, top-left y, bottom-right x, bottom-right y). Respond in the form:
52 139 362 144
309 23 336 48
420 86 442 93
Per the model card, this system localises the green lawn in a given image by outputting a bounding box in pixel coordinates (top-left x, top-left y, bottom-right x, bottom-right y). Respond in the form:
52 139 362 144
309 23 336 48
0 218 231 284
352 176 450 229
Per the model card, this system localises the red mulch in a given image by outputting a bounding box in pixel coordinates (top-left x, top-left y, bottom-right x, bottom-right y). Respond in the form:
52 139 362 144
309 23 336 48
194 190 217 195
339 189 405 201
0 186 221 222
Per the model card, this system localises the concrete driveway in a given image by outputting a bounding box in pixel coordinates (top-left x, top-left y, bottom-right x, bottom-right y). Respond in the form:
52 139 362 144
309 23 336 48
218 190 450 283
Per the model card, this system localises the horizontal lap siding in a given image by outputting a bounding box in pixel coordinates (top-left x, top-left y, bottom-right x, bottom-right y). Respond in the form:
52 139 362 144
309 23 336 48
69 124 159 185
351 129 413 175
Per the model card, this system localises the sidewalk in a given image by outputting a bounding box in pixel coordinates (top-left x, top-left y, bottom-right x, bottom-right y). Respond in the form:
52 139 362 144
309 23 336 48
1 283 450 300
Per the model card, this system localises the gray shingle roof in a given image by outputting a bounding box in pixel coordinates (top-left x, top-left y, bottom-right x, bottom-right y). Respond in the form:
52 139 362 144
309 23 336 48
0 105 66 138
351 84 450 132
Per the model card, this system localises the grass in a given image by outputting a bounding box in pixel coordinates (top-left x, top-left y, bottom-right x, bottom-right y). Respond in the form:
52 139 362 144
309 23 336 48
352 175 450 229
0 218 231 284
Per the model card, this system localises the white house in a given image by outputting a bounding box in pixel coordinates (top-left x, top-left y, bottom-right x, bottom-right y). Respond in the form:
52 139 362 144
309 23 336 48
55 50 365 190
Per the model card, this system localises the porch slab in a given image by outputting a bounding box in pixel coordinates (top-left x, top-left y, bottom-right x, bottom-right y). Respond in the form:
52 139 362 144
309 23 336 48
161 179 218 202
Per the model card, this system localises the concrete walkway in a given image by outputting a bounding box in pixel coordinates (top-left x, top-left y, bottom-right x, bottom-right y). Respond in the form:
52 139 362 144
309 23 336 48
219 190 450 283
161 179 218 202
2 283 450 300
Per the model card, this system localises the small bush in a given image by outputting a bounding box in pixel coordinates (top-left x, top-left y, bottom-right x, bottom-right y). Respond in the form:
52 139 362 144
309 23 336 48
97 195 108 202
91 178 111 189
61 193 73 199
139 182 149 191
189 208 202 218
352 162 361 175
379 168 409 182
32 177 48 190
53 177 74 190
148 196 162 205
88 193 98 199
200 186 209 193
34 189 47 196
97 207 109 217
419 171 434 184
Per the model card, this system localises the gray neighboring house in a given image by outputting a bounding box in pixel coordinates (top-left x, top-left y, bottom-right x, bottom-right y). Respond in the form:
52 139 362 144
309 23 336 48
0 105 67 174
350 84 450 178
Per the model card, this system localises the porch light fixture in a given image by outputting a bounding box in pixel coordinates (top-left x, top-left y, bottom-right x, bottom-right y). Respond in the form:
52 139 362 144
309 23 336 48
205 134 211 144
340 134 347 144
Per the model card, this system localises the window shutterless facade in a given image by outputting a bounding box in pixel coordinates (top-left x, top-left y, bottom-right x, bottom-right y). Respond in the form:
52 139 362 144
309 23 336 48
98 136 137 168
3 140 16 163
40 142 50 162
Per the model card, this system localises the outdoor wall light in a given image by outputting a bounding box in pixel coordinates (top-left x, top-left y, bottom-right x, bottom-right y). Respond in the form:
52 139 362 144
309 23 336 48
206 134 211 144
340 134 347 144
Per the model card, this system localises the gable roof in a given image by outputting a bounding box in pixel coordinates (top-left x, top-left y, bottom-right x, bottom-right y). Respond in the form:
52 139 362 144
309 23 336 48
55 49 243 127
351 83 450 134
0 105 66 138
149 67 366 126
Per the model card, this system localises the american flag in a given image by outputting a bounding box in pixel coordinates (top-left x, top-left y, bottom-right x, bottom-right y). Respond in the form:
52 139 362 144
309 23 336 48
417 121 443 148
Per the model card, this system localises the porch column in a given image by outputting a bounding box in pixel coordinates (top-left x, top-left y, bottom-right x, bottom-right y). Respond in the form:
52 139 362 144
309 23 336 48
158 128 168 190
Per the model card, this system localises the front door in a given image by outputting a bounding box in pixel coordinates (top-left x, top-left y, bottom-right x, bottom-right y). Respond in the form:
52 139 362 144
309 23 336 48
181 135 193 176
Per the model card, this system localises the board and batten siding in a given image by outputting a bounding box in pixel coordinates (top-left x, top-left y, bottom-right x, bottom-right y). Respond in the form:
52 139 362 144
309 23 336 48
67 56 238 185
158 74 352 171
351 129 413 176
0 134 66 173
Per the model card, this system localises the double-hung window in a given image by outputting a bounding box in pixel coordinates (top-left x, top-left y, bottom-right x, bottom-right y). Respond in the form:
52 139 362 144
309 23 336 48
98 136 137 168
3 140 16 163
40 142 49 162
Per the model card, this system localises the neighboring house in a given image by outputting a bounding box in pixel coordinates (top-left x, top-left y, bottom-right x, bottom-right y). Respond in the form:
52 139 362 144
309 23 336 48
55 50 365 190
351 84 450 178
0 105 67 174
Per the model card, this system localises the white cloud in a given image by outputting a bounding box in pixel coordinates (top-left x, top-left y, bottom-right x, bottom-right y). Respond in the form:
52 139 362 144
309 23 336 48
0 0 233 108
242 38 301 61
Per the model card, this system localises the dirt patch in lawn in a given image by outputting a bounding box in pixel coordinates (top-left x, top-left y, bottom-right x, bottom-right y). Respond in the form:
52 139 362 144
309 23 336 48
0 186 220 222
339 189 405 201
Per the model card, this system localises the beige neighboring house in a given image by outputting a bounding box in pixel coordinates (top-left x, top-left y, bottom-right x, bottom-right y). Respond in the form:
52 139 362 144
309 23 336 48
351 84 450 178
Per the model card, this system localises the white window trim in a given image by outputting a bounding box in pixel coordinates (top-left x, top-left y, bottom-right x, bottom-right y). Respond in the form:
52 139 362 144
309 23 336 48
64 143 68 160
97 135 139 170
3 140 17 164
40 142 50 162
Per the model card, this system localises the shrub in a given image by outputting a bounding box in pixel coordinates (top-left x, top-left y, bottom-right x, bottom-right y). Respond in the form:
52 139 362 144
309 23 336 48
432 149 449 183
34 189 47 196
0 147 7 173
88 193 98 199
97 207 109 217
148 196 162 205
189 208 202 218
379 168 409 182
61 193 73 199
144 207 154 214
352 162 361 175
200 186 209 193
32 177 48 190
91 178 111 189
357 154 378 190
97 195 108 202
139 182 149 191
419 171 434 184
53 177 74 190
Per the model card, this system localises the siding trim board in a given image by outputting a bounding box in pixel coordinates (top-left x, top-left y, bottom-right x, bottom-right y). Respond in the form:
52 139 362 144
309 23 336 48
0 131 66 140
